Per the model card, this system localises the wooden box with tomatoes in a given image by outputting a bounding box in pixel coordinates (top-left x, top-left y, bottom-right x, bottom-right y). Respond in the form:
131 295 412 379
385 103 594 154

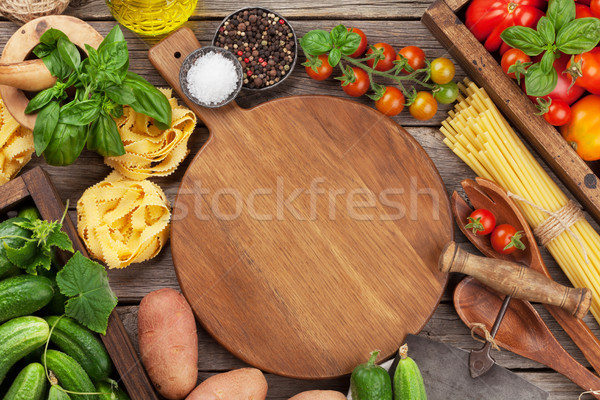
422 0 600 225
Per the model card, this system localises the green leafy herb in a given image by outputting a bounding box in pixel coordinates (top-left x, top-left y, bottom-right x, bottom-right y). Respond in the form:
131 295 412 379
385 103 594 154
299 30 332 55
547 0 575 33
56 252 118 335
27 25 172 166
525 63 558 97
556 18 600 54
500 26 545 56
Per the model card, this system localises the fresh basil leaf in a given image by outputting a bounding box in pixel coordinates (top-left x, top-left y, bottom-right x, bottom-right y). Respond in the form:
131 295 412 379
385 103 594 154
33 102 60 156
330 25 348 47
43 49 72 81
500 26 545 56
87 111 125 157
525 63 558 97
556 17 600 54
540 50 557 74
299 30 333 55
25 88 55 114
104 85 136 105
99 41 129 71
340 31 362 55
59 99 101 126
33 43 53 59
328 48 342 68
110 104 124 119
57 37 81 71
537 17 556 45
39 28 68 46
98 25 126 53
85 44 100 67
123 72 172 129
42 123 87 166
547 0 576 34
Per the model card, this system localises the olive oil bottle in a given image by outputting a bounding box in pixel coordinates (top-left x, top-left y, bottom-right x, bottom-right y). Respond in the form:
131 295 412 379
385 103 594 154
105 0 198 36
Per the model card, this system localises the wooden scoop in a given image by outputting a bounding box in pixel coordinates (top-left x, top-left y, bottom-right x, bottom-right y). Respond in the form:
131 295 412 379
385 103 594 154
452 177 600 376
456 277 600 398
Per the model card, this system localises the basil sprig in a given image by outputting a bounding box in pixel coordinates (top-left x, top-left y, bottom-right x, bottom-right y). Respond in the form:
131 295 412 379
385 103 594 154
26 26 172 166
299 25 362 67
501 0 600 97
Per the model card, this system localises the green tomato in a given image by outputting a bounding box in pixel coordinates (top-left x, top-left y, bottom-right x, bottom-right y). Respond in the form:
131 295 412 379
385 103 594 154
433 81 459 104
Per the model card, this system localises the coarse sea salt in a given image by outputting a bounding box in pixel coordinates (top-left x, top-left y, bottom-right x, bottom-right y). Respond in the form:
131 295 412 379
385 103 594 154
186 52 238 105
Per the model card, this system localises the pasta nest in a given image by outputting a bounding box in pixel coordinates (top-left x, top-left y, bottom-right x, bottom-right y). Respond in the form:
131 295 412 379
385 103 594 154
0 97 34 186
105 88 197 180
77 171 171 269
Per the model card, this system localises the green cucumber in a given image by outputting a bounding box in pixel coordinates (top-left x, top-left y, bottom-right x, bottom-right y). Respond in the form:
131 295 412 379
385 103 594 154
0 316 49 385
393 344 427 400
0 275 54 323
43 350 97 400
3 363 46 400
45 316 112 381
350 350 393 400
0 218 31 278
17 207 41 222
96 381 131 400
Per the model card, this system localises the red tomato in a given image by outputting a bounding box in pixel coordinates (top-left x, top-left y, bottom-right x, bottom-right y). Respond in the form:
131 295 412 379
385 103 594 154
465 0 546 53
366 43 397 72
561 95 600 161
490 224 525 254
397 46 426 73
375 87 405 116
348 28 368 58
543 99 572 126
526 53 585 105
592 0 600 16
305 55 333 81
501 48 531 79
567 48 600 95
342 67 370 97
465 209 496 235
576 3 595 17
578 0 592 6
409 92 438 121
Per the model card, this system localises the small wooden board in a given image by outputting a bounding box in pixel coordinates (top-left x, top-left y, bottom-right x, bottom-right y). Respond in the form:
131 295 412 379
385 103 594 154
150 28 452 379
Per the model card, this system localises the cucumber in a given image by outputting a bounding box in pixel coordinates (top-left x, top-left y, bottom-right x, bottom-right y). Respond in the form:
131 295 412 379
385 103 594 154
0 316 49 385
3 363 46 400
43 350 97 400
0 275 54 323
17 207 41 222
45 316 112 381
38 271 67 315
96 381 131 400
350 350 393 400
393 344 427 400
0 218 31 278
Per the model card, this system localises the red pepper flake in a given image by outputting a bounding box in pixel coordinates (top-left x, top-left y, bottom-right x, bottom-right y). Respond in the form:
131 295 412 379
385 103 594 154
247 70 253 76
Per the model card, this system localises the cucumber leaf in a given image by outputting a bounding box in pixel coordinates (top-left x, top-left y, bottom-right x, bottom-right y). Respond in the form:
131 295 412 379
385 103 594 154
56 252 118 335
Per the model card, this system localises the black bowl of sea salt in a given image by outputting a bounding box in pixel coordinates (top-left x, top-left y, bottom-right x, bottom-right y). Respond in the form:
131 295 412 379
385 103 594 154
180 46 244 108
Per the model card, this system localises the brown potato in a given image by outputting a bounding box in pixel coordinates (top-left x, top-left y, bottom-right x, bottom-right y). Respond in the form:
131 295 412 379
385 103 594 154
289 390 347 400
138 288 198 400
186 368 268 400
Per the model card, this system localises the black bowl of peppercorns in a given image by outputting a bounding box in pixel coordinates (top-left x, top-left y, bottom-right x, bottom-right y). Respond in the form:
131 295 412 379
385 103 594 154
212 7 297 90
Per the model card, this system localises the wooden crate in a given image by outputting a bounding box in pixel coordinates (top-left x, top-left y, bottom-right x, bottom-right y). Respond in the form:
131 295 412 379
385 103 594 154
0 167 158 400
422 0 600 225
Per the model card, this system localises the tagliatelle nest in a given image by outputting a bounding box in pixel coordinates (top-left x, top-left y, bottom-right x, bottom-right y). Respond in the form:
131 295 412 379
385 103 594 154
105 88 197 180
77 171 171 269
0 97 34 186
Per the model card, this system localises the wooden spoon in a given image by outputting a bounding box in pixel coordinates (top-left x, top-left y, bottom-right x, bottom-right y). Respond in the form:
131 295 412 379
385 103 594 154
452 177 600 376
456 276 600 398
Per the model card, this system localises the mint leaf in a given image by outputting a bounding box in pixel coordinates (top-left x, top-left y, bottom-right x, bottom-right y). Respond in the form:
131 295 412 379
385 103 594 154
57 252 118 334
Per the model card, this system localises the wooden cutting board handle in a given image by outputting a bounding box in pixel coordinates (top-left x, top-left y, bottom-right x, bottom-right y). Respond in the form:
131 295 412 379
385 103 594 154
440 242 591 319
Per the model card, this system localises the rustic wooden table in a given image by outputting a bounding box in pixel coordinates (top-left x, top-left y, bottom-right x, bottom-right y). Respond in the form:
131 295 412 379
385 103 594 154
2 1 600 398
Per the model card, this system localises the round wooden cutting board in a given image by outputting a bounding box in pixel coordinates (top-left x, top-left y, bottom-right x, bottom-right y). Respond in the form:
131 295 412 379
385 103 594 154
150 28 452 379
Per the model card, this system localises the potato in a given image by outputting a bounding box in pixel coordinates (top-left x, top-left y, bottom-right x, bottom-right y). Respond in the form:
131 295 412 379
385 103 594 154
186 368 267 400
289 390 347 400
138 288 198 400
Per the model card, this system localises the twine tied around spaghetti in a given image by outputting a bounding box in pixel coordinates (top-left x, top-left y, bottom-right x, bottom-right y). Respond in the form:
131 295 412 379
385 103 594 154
470 323 500 351
506 193 589 264
579 390 600 399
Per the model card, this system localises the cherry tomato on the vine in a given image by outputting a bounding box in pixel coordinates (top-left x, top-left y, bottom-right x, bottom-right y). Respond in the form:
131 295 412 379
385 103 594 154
305 55 333 81
348 27 368 58
433 81 459 104
430 57 455 85
409 92 438 121
501 49 531 80
342 67 370 97
491 224 525 254
366 43 397 72
465 209 496 235
543 99 571 126
397 46 426 73
375 86 405 116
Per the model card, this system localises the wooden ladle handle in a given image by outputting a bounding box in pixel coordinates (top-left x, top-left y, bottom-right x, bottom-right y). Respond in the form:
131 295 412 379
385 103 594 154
440 242 591 319
0 59 56 91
